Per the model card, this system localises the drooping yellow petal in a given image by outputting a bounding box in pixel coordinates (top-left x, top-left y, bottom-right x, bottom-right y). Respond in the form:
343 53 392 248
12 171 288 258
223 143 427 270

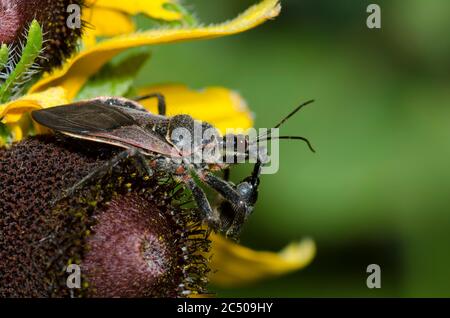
85 0 182 21
9 125 23 142
30 0 281 100
0 124 24 146
138 84 253 134
0 87 69 142
82 7 136 47
209 234 315 287
0 87 69 124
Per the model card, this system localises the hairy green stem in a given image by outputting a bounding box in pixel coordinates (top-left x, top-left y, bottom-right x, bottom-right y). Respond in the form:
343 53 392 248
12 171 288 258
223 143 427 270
0 44 9 73
0 20 43 103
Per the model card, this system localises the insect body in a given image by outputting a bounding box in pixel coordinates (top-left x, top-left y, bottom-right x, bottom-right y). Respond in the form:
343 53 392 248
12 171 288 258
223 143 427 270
31 94 314 239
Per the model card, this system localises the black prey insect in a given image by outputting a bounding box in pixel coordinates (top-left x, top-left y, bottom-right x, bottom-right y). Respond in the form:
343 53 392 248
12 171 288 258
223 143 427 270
31 94 315 239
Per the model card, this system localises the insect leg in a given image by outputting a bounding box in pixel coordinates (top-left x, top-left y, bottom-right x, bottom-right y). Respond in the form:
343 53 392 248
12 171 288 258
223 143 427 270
184 176 221 231
223 168 231 182
133 93 166 116
201 172 250 240
53 148 142 204
226 163 262 238
131 151 154 178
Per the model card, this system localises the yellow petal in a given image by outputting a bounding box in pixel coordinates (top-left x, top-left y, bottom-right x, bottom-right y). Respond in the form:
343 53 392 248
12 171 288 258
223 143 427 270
10 125 23 142
82 7 136 45
29 0 281 100
209 234 315 287
0 87 69 142
0 123 23 146
0 87 69 124
85 0 182 21
137 84 253 134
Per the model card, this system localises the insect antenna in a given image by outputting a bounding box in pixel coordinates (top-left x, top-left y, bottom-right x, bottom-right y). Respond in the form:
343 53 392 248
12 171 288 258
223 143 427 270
258 135 316 153
246 100 316 186
257 99 315 141
274 99 315 129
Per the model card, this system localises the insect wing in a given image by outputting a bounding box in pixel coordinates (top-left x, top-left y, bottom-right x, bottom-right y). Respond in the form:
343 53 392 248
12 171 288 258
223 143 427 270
32 101 181 157
93 125 180 157
31 101 136 134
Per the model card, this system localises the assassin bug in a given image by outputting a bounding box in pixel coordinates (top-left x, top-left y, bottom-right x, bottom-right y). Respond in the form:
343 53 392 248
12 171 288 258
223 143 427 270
31 94 315 239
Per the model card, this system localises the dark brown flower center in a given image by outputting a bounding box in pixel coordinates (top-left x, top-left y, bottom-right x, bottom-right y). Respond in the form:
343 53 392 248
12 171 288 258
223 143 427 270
0 135 210 298
0 0 84 71
83 194 182 297
0 0 21 43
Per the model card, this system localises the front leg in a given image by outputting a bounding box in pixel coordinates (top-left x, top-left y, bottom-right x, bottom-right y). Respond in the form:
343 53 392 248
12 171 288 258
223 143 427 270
201 172 255 240
183 176 221 231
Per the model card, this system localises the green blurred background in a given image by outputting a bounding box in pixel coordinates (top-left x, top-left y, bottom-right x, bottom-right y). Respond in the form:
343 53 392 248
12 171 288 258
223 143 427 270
136 0 450 297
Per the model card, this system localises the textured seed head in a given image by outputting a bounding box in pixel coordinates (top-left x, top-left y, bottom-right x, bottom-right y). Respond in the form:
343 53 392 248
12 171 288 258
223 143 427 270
0 135 210 297
0 0 84 71
83 194 191 297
